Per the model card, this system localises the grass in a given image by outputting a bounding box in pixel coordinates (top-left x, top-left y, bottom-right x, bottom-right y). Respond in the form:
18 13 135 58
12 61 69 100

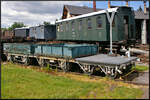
1 62 143 99
132 65 149 72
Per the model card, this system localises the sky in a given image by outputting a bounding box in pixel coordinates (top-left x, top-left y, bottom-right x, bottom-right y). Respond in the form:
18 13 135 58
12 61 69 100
1 1 149 28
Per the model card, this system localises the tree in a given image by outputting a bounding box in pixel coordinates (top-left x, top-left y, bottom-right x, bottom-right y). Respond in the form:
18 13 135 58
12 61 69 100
137 6 143 11
43 21 51 26
8 22 26 31
1 28 7 31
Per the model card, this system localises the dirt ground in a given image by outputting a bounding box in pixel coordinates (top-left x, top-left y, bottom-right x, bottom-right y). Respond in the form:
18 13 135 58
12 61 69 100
134 44 149 65
134 44 149 51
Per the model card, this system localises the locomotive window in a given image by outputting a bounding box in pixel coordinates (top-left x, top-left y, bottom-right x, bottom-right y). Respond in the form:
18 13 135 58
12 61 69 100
41 27 44 32
72 21 75 31
60 23 63 32
57 25 60 32
79 20 82 31
60 24 61 32
66 22 69 31
130 24 134 38
52 27 54 32
63 23 65 32
96 17 102 28
87 18 92 29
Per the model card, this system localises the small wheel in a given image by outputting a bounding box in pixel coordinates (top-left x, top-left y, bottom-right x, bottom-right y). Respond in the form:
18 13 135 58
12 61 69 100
62 62 70 72
7 55 14 62
37 59 45 67
83 67 94 75
84 72 93 76
24 57 30 66
108 74 117 79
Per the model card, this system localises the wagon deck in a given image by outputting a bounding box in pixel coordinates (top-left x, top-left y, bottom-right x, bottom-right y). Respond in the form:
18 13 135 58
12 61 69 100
75 54 137 66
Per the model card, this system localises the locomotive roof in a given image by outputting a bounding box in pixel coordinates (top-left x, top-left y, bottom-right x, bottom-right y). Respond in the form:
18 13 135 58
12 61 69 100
29 24 55 28
15 27 29 30
56 7 119 23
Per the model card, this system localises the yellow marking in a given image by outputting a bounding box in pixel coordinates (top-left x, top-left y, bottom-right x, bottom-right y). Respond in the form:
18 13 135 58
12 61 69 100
121 69 135 78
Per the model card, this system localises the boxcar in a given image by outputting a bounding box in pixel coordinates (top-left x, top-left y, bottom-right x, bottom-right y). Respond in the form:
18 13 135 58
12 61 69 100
14 27 29 38
56 7 136 43
29 25 56 40
1 30 14 40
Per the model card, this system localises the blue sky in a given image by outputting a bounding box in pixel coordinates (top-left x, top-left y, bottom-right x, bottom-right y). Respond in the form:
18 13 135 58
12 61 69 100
86 1 149 10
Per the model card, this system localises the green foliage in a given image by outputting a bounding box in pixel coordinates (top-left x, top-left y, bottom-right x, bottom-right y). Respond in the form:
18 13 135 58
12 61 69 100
132 65 149 72
8 22 26 31
55 67 58 72
43 64 52 72
1 63 143 99
1 28 7 31
43 21 51 26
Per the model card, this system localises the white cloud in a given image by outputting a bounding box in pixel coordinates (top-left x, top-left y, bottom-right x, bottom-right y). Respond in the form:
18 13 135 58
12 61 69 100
1 1 89 28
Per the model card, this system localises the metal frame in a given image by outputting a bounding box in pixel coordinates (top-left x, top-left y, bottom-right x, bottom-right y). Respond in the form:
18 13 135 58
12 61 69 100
3 52 135 79
76 62 94 75
106 10 116 54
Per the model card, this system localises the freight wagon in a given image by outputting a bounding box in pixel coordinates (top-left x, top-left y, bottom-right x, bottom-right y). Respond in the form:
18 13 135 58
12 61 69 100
56 6 136 48
14 27 29 38
3 43 137 78
1 30 14 42
29 25 56 40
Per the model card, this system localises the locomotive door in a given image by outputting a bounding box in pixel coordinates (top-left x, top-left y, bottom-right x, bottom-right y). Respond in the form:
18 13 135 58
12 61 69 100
124 16 129 39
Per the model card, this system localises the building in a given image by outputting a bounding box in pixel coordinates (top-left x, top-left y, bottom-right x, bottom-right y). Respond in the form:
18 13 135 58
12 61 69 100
134 7 149 44
61 4 149 44
62 5 103 19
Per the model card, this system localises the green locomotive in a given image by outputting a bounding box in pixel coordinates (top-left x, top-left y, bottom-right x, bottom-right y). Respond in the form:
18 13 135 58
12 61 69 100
56 7 136 48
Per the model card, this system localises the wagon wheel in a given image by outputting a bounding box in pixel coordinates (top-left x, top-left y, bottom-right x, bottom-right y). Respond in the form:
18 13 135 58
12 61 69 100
37 58 45 67
78 63 94 75
85 66 94 75
63 62 70 72
23 57 30 66
106 73 118 79
106 69 118 79
7 55 14 62
58 61 70 72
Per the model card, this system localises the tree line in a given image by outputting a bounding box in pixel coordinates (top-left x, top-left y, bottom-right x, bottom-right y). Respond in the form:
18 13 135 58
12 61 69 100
2 21 51 31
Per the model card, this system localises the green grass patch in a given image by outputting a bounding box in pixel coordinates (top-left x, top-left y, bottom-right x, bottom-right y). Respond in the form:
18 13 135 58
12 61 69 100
132 65 149 72
1 62 143 99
